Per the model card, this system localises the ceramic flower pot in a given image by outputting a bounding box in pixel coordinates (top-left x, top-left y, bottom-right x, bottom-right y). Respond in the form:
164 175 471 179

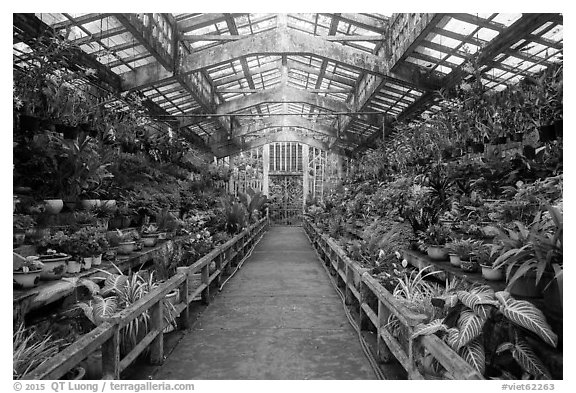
91 254 102 266
449 253 461 267
14 269 42 289
67 259 82 274
44 199 64 215
118 241 136 255
142 235 158 247
427 246 448 261
82 257 93 270
481 265 503 281
39 253 71 280
80 199 100 211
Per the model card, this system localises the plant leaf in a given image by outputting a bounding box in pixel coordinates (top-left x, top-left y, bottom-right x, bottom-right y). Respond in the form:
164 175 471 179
498 294 558 347
496 342 514 354
512 337 552 379
457 286 499 310
446 328 459 350
101 274 128 297
411 319 448 340
456 308 486 349
458 337 486 375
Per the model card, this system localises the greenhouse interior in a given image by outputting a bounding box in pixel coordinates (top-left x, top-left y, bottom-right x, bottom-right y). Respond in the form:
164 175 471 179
12 12 563 381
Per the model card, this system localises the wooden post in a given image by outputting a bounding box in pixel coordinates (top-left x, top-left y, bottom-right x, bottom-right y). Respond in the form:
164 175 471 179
377 300 393 363
201 263 210 305
176 267 190 330
358 280 370 331
214 251 223 287
345 264 354 305
150 301 164 365
101 325 120 379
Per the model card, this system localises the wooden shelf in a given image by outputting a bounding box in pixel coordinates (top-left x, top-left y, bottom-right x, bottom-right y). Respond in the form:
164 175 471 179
403 250 507 292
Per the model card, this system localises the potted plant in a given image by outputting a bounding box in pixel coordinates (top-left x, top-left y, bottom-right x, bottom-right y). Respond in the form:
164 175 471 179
445 238 480 267
476 244 504 281
489 206 562 299
13 214 36 245
411 285 559 379
141 223 160 247
116 230 138 255
419 224 453 261
13 254 44 289
89 231 109 266
38 249 71 280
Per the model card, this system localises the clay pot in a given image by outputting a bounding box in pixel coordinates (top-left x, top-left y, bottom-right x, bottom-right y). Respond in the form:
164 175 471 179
44 199 64 215
427 246 449 261
38 253 71 280
449 253 461 267
13 269 42 289
481 265 504 281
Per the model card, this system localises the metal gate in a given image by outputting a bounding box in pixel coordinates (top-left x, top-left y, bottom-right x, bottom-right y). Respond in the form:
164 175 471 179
268 174 303 226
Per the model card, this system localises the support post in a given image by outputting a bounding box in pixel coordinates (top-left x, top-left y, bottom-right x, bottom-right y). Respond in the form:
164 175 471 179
101 324 120 379
149 301 164 365
302 144 309 211
176 267 190 330
344 264 355 304
262 144 269 196
201 264 210 305
358 280 370 331
377 300 393 363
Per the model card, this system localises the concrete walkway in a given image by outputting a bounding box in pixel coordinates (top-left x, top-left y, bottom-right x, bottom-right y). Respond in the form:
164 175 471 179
154 226 376 380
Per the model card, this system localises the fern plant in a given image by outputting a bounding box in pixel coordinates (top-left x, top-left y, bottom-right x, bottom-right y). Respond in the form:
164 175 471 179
410 285 558 379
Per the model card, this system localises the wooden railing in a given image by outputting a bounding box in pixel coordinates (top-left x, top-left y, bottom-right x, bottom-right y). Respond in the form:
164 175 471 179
23 217 269 380
303 219 483 380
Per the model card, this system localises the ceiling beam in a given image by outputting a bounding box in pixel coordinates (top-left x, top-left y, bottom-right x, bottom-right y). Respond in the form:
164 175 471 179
232 116 337 138
218 88 350 94
319 13 388 32
211 130 336 158
121 27 441 91
216 85 350 114
182 33 387 42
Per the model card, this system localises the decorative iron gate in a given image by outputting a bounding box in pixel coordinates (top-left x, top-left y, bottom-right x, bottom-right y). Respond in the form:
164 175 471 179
268 174 303 226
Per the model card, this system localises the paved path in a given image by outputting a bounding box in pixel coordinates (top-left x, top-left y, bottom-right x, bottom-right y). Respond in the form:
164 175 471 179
154 226 375 380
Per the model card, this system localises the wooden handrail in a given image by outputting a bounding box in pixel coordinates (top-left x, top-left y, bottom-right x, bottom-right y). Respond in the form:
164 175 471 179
24 217 269 380
303 218 483 380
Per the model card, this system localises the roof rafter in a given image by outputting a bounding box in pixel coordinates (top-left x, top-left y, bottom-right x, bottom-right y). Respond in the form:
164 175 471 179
211 130 337 158
121 27 441 91
232 116 337 138
216 85 350 114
